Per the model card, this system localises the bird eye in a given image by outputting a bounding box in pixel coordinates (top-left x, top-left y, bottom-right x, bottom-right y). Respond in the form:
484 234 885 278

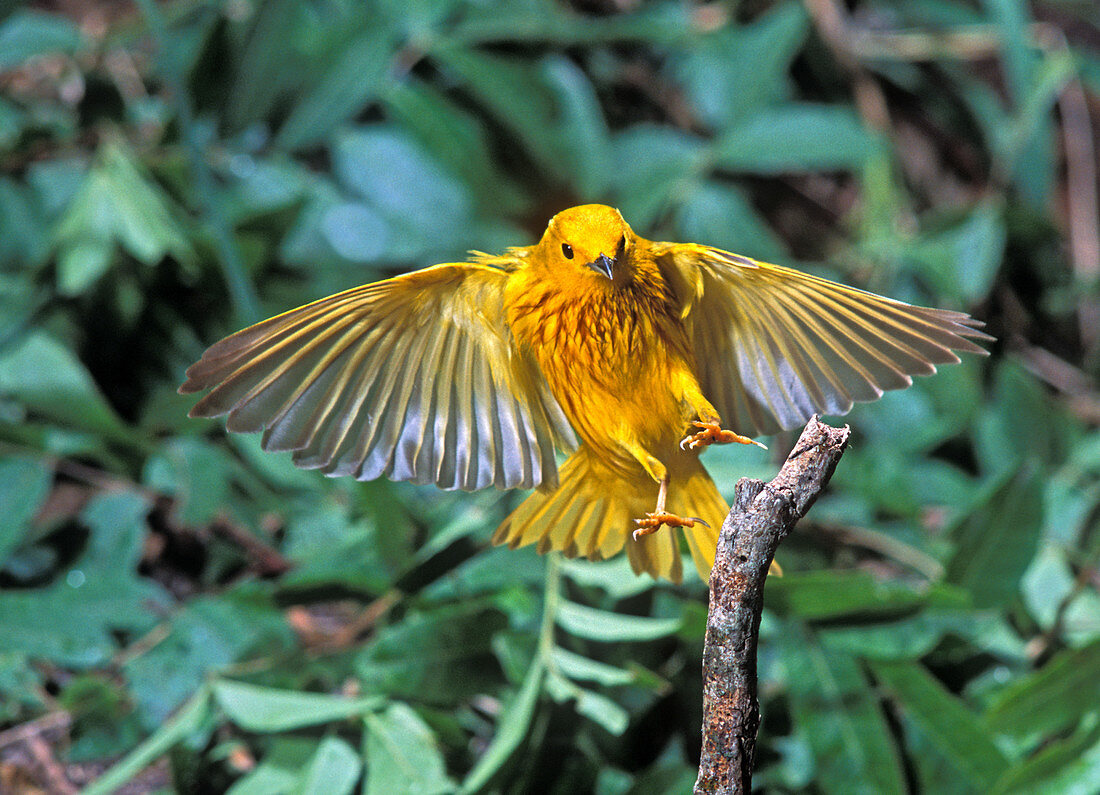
561 243 574 259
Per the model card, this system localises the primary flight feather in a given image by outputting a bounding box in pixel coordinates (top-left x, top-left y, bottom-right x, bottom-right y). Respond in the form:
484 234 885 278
181 204 990 582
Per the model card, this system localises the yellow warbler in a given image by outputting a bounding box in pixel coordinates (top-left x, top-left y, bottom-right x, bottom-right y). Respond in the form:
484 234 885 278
181 205 989 582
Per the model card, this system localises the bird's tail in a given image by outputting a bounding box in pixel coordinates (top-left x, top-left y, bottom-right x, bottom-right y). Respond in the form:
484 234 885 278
492 445 726 582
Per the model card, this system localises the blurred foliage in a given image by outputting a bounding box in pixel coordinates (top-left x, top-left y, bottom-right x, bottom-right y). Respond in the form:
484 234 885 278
0 0 1098 792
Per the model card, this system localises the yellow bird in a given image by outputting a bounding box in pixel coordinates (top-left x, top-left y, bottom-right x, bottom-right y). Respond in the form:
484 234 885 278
181 204 989 582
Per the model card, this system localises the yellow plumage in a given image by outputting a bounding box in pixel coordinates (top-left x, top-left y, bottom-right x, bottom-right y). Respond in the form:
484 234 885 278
181 204 989 582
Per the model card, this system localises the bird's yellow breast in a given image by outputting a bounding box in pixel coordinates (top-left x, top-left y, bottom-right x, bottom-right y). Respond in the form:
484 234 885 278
505 270 697 467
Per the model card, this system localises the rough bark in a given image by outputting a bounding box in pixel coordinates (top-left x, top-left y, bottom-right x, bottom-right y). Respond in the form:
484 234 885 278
694 416 851 794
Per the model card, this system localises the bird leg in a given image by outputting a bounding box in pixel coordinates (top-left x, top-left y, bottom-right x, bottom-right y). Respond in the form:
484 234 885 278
633 475 710 541
680 419 767 451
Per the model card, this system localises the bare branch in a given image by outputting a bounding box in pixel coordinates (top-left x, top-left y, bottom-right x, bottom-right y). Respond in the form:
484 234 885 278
695 416 851 794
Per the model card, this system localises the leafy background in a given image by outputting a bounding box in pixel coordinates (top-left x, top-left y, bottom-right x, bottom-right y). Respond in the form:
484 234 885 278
1 0 1098 792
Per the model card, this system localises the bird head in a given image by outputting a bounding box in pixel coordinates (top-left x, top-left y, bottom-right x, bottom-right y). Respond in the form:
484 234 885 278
537 205 636 287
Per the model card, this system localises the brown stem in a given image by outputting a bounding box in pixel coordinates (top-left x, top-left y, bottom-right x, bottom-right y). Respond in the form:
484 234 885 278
694 416 851 794
210 514 293 576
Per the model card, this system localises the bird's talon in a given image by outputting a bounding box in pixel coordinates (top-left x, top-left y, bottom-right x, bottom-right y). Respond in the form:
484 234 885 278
681 420 765 451
632 511 700 542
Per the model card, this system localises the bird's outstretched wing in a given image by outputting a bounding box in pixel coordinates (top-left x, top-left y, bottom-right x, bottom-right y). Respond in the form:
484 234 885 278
181 263 575 490
654 243 992 436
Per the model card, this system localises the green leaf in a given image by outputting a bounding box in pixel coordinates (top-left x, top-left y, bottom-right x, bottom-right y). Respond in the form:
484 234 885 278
281 503 395 594
1022 546 1100 647
226 766 297 795
778 622 907 794
433 49 610 195
276 28 399 150
355 603 507 704
560 556 657 600
82 685 211 795
126 587 295 727
0 492 168 668
574 686 629 736
299 736 361 795
448 0 690 46
320 202 390 262
0 10 84 70
946 467 1042 608
423 545 547 602
381 82 524 212
225 738 317 795
676 180 786 261
984 640 1100 741
609 125 706 229
714 104 882 173
332 126 473 261
765 571 951 620
555 600 681 642
546 674 630 736
552 648 635 687
0 99 23 152
821 609 1025 662
0 177 50 272
225 0 303 129
213 680 383 734
899 714 979 795
0 456 51 568
540 55 612 197
57 238 113 296
975 362 1058 476
54 140 193 287
992 721 1100 795
222 156 311 223
672 1 808 130
27 156 87 217
460 654 543 794
909 201 1006 303
0 654 42 719
364 703 455 795
61 675 144 762
984 0 1069 208
870 660 1008 789
143 437 233 526
983 0 1037 102
1042 460 1097 549
0 330 132 443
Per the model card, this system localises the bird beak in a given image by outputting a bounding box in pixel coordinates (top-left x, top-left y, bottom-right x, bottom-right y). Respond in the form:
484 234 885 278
586 253 615 280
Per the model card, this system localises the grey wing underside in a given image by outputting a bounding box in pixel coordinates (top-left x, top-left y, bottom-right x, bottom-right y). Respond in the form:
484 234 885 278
182 265 576 491
657 245 993 436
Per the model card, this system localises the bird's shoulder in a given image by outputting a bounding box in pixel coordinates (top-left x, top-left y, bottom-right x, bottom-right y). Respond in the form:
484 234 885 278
467 246 532 272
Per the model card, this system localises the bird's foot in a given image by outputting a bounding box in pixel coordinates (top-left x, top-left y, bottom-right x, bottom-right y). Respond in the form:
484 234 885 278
632 512 709 541
680 420 767 451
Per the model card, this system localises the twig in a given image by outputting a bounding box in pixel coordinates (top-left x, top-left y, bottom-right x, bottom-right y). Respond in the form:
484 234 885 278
1057 75 1100 356
26 733 78 795
695 416 851 794
211 514 293 576
0 711 76 794
0 711 72 751
814 521 945 581
803 0 891 132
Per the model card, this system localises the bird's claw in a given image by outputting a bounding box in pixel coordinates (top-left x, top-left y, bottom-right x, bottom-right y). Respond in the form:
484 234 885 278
680 420 767 451
632 512 709 541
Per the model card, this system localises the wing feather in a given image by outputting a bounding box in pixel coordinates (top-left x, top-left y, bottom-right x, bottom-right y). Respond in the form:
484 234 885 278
655 244 992 435
181 263 576 490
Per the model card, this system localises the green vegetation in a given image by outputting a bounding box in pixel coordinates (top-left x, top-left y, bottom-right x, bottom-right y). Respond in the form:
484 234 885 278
1 0 1097 791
